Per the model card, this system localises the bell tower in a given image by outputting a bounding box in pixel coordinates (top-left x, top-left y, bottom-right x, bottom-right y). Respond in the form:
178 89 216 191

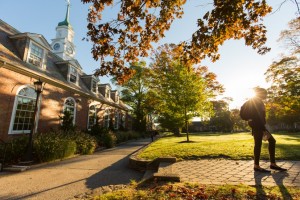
51 0 76 60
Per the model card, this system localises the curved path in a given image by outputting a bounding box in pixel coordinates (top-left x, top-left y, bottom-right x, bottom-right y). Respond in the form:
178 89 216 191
0 139 151 200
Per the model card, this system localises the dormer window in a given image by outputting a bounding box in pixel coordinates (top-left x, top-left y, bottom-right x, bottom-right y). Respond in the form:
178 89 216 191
28 42 44 68
105 88 110 99
69 66 78 84
92 79 97 93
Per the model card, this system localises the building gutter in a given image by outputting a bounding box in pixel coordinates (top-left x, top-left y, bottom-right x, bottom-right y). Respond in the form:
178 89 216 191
0 59 127 111
0 60 6 68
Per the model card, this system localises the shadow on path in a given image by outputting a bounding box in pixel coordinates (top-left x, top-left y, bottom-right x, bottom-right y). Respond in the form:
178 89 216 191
85 155 143 189
85 141 148 189
0 139 149 200
254 171 268 199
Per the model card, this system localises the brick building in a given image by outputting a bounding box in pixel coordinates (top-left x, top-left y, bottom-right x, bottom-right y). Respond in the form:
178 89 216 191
0 3 129 141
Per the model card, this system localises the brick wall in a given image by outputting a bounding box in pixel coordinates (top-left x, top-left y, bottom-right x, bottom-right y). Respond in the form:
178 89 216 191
0 68 90 140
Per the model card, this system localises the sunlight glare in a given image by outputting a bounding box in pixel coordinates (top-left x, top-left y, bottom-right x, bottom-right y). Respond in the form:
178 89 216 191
244 88 256 99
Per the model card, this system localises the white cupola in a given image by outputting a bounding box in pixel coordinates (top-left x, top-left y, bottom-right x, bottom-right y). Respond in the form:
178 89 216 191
51 0 76 60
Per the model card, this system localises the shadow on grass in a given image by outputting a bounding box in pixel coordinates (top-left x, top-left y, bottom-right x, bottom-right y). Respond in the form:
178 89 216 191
262 143 300 160
178 141 199 143
272 172 292 199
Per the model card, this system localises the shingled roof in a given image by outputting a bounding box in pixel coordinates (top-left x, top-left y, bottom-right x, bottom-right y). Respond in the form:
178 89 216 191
0 19 127 111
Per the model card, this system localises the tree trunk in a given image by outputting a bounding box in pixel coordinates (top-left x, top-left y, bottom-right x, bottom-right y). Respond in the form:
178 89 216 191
186 120 189 142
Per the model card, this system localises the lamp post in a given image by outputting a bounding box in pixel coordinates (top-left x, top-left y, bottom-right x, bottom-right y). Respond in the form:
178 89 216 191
23 79 44 163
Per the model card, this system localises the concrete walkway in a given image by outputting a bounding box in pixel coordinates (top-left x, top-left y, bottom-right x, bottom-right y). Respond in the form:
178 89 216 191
0 139 151 200
172 159 300 187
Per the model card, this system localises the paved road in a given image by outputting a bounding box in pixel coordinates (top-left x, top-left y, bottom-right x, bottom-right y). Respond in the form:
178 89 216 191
0 139 150 200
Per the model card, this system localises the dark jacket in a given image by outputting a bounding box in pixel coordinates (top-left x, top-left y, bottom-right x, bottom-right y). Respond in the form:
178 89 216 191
248 97 267 131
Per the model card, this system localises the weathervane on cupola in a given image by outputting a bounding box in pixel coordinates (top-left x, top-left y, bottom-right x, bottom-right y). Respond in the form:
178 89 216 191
51 0 76 60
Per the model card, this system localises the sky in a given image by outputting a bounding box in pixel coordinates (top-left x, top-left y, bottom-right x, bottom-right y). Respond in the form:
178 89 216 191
0 0 298 109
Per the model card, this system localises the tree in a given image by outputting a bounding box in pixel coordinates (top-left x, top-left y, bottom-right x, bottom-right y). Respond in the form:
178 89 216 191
150 44 223 140
230 108 249 132
82 0 272 82
112 61 152 132
209 100 233 132
59 110 75 132
265 17 300 130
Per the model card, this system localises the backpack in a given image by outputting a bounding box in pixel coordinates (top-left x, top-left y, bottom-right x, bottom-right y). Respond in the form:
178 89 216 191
240 100 253 121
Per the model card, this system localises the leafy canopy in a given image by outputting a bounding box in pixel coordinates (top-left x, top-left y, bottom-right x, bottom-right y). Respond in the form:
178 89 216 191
112 61 153 132
149 44 224 134
82 0 272 82
265 17 300 126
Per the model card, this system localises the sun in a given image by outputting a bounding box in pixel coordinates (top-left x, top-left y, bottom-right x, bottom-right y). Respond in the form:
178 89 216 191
245 88 256 99
226 87 257 109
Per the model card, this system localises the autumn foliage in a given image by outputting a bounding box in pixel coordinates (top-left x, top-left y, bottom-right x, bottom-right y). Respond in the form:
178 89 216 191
82 0 272 82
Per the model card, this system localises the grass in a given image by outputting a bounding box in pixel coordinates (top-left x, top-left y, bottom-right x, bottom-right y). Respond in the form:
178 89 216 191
94 182 300 199
138 132 300 161
92 132 300 199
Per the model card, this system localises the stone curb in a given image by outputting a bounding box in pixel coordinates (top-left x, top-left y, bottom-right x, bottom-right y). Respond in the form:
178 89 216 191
128 141 152 171
128 136 181 182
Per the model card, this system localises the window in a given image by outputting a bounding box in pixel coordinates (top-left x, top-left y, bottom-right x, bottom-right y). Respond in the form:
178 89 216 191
9 86 39 134
114 111 119 130
105 88 110 99
69 66 78 84
92 79 97 93
63 98 76 125
103 110 110 128
28 43 44 67
88 105 97 129
122 115 126 129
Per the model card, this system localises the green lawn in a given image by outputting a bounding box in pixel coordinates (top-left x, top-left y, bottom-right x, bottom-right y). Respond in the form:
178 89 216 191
138 132 300 161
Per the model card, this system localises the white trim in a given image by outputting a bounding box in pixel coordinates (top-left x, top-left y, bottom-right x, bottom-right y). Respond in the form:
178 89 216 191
27 40 46 69
114 110 119 130
87 104 97 130
103 109 110 128
63 97 76 125
91 78 98 94
68 66 78 85
8 85 42 135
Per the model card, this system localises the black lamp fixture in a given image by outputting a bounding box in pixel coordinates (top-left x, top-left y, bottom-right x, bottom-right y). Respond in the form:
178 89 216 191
22 78 44 163
34 79 44 93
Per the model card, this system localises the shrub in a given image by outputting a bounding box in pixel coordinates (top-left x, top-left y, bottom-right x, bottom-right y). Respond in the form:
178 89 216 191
2 135 28 164
101 130 117 148
89 123 107 145
34 132 76 162
70 131 97 155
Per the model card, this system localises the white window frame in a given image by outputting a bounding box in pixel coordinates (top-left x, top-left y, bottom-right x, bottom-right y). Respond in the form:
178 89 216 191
114 111 119 130
122 114 126 129
68 66 78 85
91 79 98 93
115 93 119 103
63 97 76 125
87 105 97 130
105 88 110 99
8 85 41 134
27 41 45 69
103 109 110 128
